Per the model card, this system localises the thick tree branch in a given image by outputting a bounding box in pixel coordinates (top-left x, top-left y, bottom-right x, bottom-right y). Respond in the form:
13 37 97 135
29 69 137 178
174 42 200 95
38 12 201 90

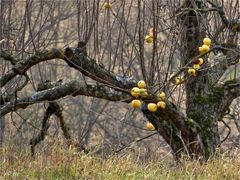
0 46 136 90
63 47 136 89
0 50 17 65
0 48 64 87
30 103 53 156
156 101 196 139
217 78 240 118
209 46 240 84
0 80 130 117
225 79 240 98
30 101 86 157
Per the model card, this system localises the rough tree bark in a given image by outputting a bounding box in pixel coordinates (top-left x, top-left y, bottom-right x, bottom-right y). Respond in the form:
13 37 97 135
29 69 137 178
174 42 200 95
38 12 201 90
181 0 219 159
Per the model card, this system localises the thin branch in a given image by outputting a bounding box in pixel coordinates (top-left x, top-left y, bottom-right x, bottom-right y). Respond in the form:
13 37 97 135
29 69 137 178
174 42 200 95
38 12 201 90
206 0 229 27
207 0 240 32
220 119 231 143
114 132 158 153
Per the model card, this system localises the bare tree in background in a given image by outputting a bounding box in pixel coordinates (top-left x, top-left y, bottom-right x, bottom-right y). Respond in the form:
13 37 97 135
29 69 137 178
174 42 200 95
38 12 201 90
0 0 240 161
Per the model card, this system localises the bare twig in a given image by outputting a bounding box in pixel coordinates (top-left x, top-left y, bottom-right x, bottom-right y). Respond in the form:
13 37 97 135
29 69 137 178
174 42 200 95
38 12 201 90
220 119 231 143
114 132 158 153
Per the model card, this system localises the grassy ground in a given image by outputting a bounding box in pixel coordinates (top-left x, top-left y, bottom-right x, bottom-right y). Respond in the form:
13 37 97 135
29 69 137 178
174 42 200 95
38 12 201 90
1 144 240 179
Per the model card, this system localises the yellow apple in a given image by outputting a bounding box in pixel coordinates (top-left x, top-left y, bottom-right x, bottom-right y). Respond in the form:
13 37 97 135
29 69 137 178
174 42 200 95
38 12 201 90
193 64 201 70
203 37 211 46
137 80 146 89
198 46 204 54
202 44 210 51
147 103 157 112
130 99 142 109
200 44 210 53
146 122 155 130
157 101 166 109
131 87 140 98
199 45 210 54
159 91 166 101
188 68 196 76
197 58 204 65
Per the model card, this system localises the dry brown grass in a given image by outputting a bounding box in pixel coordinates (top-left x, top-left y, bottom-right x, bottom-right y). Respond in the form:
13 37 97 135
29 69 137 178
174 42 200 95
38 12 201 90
1 142 240 179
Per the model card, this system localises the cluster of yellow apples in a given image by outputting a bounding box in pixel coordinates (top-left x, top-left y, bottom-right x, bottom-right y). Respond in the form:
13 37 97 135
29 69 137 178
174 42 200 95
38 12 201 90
199 37 211 54
147 91 166 112
130 80 166 113
187 57 204 76
187 37 211 77
130 80 148 109
144 28 154 43
131 81 148 97
130 80 164 131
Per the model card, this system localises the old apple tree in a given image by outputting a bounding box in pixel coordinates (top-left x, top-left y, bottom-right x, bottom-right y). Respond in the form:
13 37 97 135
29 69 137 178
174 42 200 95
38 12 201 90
0 0 240 160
